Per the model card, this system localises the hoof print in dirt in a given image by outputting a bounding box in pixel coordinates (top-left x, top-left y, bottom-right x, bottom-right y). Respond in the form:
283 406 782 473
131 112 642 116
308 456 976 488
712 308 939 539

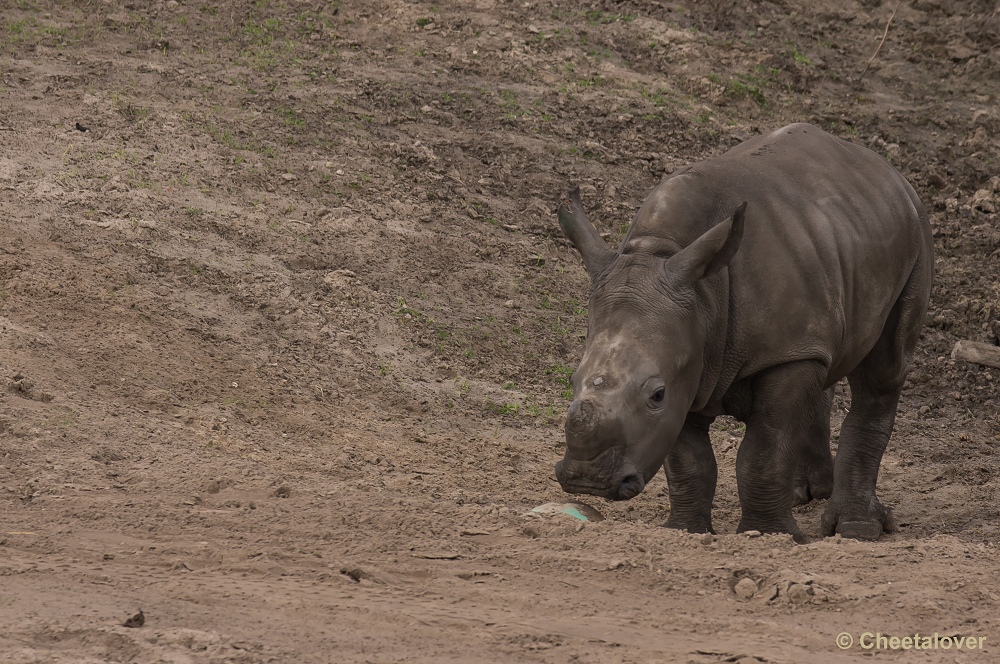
553 124 931 542
123 609 145 628
272 486 292 499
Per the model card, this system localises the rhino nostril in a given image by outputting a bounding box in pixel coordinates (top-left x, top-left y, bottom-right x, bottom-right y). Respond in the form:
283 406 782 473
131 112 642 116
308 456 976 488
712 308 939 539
615 474 645 501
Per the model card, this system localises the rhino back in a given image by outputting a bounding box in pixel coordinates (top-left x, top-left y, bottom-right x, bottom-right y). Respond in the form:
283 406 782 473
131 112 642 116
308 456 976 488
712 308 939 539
630 123 929 394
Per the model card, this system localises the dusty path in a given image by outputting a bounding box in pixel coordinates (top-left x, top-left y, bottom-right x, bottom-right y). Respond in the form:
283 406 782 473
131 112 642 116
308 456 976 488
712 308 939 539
2 1 999 662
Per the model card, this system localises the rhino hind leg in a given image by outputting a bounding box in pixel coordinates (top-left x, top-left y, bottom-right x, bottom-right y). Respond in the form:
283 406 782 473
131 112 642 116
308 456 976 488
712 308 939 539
792 386 835 506
663 412 717 534
822 251 932 540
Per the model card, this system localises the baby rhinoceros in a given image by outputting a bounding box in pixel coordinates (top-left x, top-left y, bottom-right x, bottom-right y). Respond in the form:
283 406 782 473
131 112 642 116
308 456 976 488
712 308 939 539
555 123 932 542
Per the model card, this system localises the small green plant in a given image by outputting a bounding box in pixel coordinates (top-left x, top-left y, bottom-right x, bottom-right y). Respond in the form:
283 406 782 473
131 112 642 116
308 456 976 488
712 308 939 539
498 402 519 415
547 364 574 388
114 97 150 123
275 105 306 128
585 10 636 24
789 43 813 66
552 315 570 338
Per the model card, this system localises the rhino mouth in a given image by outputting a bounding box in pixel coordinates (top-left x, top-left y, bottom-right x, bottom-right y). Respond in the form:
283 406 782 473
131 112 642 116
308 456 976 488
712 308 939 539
555 450 646 501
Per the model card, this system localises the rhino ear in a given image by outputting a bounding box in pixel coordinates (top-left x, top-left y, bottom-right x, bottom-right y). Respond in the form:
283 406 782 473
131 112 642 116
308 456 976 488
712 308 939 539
665 202 746 283
557 187 615 277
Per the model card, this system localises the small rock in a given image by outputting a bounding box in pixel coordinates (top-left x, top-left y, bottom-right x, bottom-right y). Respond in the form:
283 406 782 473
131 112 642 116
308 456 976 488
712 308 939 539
743 530 762 538
734 577 757 599
281 173 297 181
340 567 380 583
420 105 432 113
527 25 540 33
755 583 780 603
273 485 291 498
971 188 996 213
204 479 229 494
123 609 145 628
504 299 514 308
919 405 931 415
522 525 541 539
787 583 814 604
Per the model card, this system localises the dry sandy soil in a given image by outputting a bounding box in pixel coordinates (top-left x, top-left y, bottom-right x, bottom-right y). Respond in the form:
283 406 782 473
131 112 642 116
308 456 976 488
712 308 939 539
2 0 1000 662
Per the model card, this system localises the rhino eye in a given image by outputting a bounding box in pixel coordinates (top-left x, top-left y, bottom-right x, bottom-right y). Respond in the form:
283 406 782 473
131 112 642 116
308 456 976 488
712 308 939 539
651 387 665 404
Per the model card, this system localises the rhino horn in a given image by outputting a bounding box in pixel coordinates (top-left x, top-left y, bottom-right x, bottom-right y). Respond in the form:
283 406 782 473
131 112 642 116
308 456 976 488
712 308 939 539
558 187 615 277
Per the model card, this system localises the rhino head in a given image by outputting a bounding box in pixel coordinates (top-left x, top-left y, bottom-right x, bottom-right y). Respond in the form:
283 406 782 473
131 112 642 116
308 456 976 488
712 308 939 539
554 188 745 501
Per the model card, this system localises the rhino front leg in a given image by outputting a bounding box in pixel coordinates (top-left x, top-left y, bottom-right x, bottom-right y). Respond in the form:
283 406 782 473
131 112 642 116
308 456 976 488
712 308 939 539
736 362 829 543
663 412 717 534
792 386 835 506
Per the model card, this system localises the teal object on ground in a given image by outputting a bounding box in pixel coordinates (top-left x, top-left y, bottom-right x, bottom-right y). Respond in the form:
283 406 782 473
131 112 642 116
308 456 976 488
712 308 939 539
530 501 605 522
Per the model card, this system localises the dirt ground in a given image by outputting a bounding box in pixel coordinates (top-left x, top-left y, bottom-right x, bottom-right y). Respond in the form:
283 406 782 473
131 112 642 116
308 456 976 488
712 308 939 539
2 0 1000 661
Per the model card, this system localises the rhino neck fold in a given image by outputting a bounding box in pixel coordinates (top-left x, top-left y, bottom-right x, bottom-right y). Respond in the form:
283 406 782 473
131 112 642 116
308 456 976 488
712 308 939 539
690 269 731 414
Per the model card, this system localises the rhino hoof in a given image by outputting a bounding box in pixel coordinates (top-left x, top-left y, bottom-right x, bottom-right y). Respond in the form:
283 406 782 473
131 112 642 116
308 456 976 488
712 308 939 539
835 520 883 541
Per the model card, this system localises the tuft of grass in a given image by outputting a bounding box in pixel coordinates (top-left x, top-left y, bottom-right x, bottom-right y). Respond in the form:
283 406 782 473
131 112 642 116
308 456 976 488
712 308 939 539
708 70 773 106
112 92 150 123
585 10 636 25
546 364 575 400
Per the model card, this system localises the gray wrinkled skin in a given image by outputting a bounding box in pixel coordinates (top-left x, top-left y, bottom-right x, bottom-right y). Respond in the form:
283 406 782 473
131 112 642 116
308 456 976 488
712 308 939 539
554 123 933 542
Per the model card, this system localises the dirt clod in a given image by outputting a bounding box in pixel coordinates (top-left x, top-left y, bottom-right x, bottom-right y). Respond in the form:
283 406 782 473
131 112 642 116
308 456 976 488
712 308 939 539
123 609 144 628
734 578 758 600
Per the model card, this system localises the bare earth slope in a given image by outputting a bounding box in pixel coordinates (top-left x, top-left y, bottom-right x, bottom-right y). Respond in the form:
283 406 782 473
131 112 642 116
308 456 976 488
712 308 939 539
1 1 999 662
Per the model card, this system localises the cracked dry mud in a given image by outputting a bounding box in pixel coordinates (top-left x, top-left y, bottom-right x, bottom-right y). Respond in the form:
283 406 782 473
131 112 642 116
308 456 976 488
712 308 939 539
1 1 999 662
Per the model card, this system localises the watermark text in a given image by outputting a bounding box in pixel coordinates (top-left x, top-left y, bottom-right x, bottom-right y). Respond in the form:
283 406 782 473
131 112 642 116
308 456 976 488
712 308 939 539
836 632 987 651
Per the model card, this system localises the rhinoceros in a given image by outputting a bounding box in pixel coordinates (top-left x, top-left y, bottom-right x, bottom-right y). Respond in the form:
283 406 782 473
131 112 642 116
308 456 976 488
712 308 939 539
554 123 933 541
